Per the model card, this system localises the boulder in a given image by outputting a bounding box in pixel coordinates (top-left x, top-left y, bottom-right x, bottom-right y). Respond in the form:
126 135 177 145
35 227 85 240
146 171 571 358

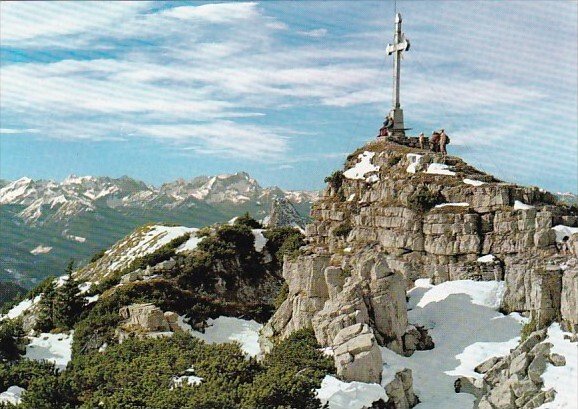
385 368 419 409
333 324 383 384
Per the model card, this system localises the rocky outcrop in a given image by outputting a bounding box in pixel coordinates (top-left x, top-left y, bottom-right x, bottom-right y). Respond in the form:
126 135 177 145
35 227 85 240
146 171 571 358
117 303 182 341
456 329 563 408
261 253 409 355
264 196 307 230
501 261 563 328
333 324 383 384
561 262 578 332
385 369 419 409
260 138 576 402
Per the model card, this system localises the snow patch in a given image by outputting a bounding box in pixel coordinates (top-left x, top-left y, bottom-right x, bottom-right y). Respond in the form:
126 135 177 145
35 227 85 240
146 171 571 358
171 368 203 389
514 200 535 210
417 280 505 310
0 386 25 405
366 174 380 184
25 332 73 370
316 375 387 409
540 323 578 409
426 163 456 176
252 229 267 252
178 316 262 357
552 225 578 243
107 225 197 272
477 254 496 263
463 178 485 186
434 202 469 209
30 245 52 255
66 234 86 243
406 153 423 174
344 152 379 180
382 280 522 408
1 295 41 321
175 229 202 253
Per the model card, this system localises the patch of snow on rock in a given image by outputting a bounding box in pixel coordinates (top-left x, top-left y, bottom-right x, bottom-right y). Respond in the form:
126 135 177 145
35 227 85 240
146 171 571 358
171 369 203 389
426 163 456 176
1 295 41 321
463 178 485 186
477 254 496 263
252 229 267 252
178 316 262 357
381 280 522 408
108 225 196 272
406 153 423 174
175 229 202 253
344 152 379 180
540 323 578 409
30 245 52 255
514 200 535 210
434 202 469 209
446 336 521 379
552 225 578 243
316 375 387 409
25 332 73 371
366 174 380 184
417 280 505 310
0 386 25 405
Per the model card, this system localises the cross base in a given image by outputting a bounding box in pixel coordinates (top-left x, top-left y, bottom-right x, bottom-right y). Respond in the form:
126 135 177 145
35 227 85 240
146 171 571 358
390 108 406 137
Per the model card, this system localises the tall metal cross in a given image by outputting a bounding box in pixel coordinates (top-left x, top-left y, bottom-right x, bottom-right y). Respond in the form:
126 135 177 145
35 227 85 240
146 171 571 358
386 13 410 136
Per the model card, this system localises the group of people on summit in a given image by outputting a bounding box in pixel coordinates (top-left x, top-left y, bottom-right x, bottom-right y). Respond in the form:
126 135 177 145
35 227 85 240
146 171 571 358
419 130 450 155
380 114 451 156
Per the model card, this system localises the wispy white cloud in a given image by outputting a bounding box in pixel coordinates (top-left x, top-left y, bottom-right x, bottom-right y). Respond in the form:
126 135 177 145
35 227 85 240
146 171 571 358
0 0 575 181
297 28 328 38
0 128 39 134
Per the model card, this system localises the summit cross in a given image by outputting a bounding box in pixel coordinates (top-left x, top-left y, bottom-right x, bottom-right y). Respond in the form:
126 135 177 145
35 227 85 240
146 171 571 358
386 12 410 136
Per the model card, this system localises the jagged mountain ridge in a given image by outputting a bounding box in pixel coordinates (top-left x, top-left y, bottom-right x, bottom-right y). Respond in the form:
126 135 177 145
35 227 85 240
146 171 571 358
0 172 317 287
0 172 317 224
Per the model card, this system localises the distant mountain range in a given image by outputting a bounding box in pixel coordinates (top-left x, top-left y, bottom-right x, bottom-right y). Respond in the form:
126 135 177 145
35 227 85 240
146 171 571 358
0 172 318 287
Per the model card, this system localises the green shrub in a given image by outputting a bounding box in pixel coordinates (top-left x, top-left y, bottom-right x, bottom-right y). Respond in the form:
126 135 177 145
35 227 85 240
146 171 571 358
407 186 442 212
386 155 402 167
264 227 305 267
274 283 288 309
333 223 352 238
89 249 107 263
34 261 85 332
324 171 344 192
520 318 537 342
234 212 262 229
0 318 25 362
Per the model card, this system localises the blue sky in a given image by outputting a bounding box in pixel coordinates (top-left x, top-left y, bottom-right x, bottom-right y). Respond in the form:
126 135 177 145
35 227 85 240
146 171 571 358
1 1 576 192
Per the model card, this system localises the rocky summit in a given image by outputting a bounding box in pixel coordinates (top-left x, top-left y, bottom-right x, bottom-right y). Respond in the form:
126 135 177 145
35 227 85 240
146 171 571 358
1 138 577 409
260 137 578 407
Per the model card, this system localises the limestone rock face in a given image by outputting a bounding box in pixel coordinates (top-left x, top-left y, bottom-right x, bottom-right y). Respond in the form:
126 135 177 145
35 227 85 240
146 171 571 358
501 261 563 328
461 328 561 408
561 263 578 332
261 253 409 355
333 323 383 384
261 139 577 391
